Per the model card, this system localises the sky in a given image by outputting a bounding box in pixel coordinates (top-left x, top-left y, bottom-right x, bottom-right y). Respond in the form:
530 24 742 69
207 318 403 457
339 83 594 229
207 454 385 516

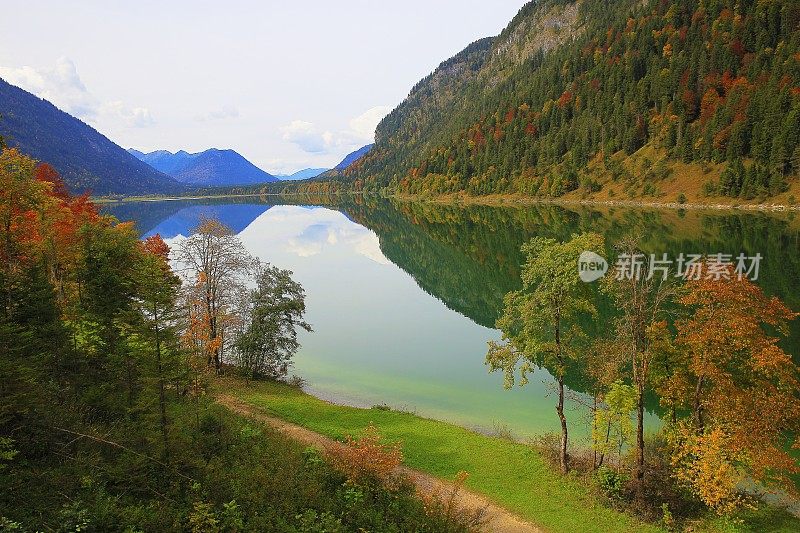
0 0 527 174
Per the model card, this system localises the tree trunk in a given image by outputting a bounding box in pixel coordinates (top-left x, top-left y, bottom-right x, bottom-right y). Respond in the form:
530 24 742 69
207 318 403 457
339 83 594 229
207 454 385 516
635 385 645 482
154 306 170 462
554 315 568 474
592 394 598 469
556 373 568 474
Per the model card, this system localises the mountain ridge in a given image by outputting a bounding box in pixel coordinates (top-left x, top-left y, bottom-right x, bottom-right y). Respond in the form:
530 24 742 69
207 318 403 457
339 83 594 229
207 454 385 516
313 0 800 204
0 78 183 195
129 147 278 186
276 168 329 180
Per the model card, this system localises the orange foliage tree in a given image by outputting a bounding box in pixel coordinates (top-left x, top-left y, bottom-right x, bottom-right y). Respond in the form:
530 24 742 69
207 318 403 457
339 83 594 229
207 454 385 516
668 264 800 511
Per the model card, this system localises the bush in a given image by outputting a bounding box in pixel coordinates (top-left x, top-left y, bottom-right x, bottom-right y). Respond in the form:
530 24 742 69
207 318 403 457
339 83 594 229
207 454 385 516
642 182 658 197
702 180 718 197
677 193 687 204
324 424 403 486
595 466 627 499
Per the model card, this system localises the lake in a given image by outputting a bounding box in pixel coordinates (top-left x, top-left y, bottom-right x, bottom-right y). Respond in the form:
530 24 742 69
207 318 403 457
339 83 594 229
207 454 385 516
103 196 800 442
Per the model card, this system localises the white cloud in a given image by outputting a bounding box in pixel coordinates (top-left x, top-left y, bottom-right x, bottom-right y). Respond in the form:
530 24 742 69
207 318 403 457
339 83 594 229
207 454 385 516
244 206 390 265
194 105 239 122
281 105 390 156
101 101 156 128
348 105 392 140
281 120 330 153
0 57 155 128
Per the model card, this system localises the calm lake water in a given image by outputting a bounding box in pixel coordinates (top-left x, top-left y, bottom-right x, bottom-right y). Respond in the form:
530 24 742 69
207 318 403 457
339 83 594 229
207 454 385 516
103 197 800 441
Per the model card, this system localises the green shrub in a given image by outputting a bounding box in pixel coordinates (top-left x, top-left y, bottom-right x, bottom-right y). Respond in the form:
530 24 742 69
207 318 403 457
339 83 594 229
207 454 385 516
677 193 687 204
595 466 627 499
701 180 718 197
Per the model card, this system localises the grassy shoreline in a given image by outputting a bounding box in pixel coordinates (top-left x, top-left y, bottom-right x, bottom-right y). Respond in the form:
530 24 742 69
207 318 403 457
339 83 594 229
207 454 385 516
218 378 800 533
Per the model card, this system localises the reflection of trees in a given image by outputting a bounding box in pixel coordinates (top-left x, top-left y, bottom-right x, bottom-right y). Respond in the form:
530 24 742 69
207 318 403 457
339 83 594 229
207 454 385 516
107 194 800 397
337 199 800 391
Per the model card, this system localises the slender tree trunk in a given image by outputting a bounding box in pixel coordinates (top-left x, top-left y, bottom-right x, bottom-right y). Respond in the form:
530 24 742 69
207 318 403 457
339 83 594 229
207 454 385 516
592 394 598 469
554 316 568 474
556 373 568 474
153 306 169 462
598 419 611 469
635 384 645 482
206 291 218 370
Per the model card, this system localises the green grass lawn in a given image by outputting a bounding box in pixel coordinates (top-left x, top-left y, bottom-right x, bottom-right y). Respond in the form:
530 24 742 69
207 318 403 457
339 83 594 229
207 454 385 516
223 379 660 533
221 379 800 533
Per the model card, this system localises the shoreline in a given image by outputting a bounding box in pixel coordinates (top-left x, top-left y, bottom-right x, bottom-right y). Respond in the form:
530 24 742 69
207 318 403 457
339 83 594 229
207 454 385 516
393 192 800 212
222 377 800 531
94 190 800 212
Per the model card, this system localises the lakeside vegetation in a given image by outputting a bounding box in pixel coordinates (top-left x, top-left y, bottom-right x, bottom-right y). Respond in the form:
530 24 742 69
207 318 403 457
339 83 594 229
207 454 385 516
5 145 800 531
223 379 800 533
0 148 480 532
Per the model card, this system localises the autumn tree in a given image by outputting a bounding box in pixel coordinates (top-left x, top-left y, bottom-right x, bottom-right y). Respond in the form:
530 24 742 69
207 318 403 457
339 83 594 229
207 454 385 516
175 218 255 373
601 237 675 486
487 232 604 473
233 263 311 380
669 264 800 511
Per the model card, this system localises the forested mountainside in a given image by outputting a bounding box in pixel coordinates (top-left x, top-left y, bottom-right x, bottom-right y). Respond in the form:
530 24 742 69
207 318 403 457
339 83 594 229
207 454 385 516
0 79 183 195
129 148 278 186
321 0 800 202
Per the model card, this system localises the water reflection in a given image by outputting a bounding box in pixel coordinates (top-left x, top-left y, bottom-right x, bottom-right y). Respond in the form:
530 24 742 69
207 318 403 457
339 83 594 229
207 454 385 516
102 197 800 439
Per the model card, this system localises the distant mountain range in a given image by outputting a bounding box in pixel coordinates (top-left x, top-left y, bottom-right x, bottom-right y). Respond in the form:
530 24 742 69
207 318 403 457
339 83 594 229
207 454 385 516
274 146 373 184
276 168 329 181
129 148 278 186
335 144 373 170
0 78 183 195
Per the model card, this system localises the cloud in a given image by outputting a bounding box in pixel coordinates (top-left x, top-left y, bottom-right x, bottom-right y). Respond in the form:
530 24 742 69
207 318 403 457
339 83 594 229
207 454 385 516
348 105 392 140
194 105 239 122
281 120 330 153
281 105 391 155
0 57 155 128
101 101 156 128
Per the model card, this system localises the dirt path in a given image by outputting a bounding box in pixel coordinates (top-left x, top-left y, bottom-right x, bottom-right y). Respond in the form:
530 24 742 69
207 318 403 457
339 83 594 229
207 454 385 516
216 394 542 533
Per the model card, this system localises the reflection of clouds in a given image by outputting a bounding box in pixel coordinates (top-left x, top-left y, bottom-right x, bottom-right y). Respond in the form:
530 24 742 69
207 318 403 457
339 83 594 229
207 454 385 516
240 206 390 265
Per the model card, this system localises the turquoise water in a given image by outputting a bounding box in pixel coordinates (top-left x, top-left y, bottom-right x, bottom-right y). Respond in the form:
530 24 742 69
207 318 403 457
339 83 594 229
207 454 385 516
104 197 800 441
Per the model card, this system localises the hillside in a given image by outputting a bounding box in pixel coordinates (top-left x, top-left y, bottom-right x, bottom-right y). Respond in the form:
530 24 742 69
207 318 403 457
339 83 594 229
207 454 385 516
130 148 278 186
0 78 183 195
324 0 800 204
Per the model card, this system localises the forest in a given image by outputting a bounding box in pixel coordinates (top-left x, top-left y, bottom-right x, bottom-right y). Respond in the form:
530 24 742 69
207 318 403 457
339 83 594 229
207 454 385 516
278 0 800 202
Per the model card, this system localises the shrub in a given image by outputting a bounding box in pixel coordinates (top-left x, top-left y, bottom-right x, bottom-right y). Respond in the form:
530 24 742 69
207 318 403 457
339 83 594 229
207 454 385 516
595 466 627 499
702 180 718 197
677 193 687 204
325 424 403 486
295 509 342 533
